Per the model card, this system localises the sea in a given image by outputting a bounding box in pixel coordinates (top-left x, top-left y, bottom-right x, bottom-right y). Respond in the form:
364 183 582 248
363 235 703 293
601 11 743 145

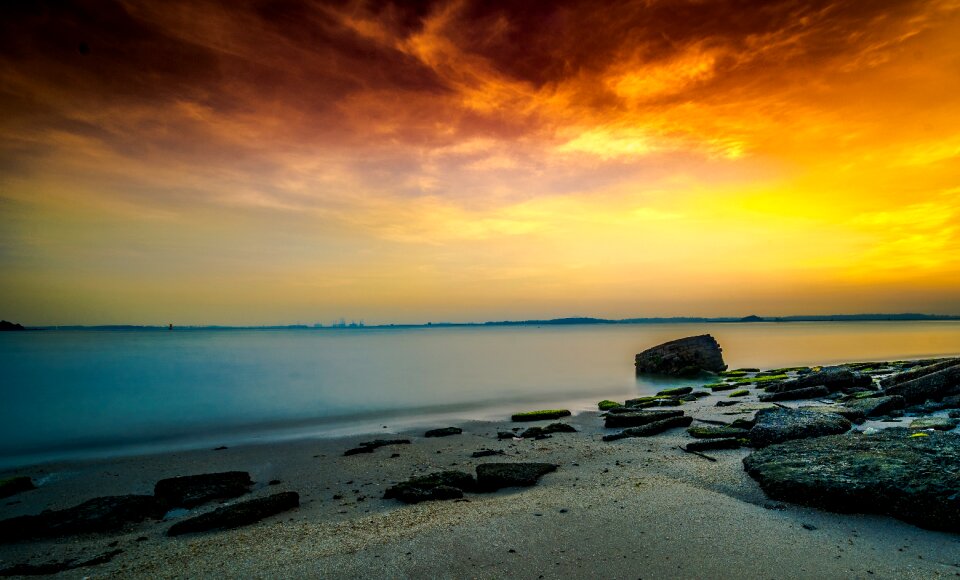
2 321 959 469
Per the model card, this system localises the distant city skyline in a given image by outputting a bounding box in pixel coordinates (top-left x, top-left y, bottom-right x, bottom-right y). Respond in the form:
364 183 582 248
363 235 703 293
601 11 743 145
2 1 959 325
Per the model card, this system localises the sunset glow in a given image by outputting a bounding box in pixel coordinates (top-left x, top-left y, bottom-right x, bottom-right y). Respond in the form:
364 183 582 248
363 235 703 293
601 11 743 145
2 0 960 324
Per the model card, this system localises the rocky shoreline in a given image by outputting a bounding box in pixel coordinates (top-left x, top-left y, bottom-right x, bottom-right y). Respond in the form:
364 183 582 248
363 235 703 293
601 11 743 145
0 355 959 577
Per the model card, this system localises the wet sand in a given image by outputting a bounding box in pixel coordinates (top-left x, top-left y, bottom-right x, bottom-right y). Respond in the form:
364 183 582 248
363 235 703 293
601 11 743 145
1 397 958 579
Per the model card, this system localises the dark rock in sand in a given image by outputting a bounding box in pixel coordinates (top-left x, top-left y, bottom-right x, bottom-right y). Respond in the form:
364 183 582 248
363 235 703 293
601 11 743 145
472 449 505 458
0 495 164 543
0 549 123 576
685 438 742 452
424 427 463 438
154 472 252 508
166 491 300 536
716 400 740 407
624 397 682 408
686 425 750 439
635 334 726 376
729 418 756 430
765 367 871 394
475 463 557 491
879 358 960 389
656 386 693 396
748 407 851 448
343 439 412 456
604 409 684 429
909 416 959 431
843 395 905 418
497 431 517 440
743 429 960 532
759 385 830 402
520 422 577 438
603 415 693 441
0 320 25 331
0 477 35 499
384 471 476 503
884 363 960 405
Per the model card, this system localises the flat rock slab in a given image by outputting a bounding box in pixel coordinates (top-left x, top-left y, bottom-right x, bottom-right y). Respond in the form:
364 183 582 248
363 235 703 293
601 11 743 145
154 472 252 508
635 334 726 376
167 491 300 536
0 549 123 576
603 415 693 441
343 439 412 456
0 495 163 543
383 471 476 504
743 429 960 532
884 364 960 405
686 425 750 439
748 407 851 448
604 410 684 429
0 477 35 499
759 385 830 402
842 395 905 418
511 410 571 422
424 427 463 438
910 416 959 431
766 367 871 394
475 463 557 491
685 438 741 452
656 386 693 396
520 422 577 438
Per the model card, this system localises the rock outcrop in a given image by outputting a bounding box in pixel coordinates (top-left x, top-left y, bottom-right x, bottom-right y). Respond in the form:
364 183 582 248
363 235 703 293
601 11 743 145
883 363 960 405
424 427 462 438
635 335 726 376
475 463 557 491
383 471 476 503
166 492 300 536
0 476 35 499
0 495 164 543
603 415 693 441
764 367 871 395
154 472 252 508
0 320 25 331
743 429 960 532
748 407 851 448
604 409 684 429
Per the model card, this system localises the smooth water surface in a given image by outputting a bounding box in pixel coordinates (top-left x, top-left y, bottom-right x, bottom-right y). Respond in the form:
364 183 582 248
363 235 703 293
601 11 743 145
2 321 959 468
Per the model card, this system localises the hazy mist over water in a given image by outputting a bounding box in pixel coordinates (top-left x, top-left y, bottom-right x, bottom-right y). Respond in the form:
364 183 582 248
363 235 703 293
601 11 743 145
2 321 959 468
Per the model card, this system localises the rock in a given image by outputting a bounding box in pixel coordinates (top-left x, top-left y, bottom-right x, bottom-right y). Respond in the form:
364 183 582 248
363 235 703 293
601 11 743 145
520 423 577 438
801 405 866 423
597 400 622 410
909 416 959 431
842 395 905 418
686 425 750 439
656 386 693 396
383 471 476 503
511 410 571 422
0 495 164 543
602 415 693 441
634 335 726 376
343 439 412 456
685 439 741 452
748 407 851 448
154 472 252 508
0 549 123 576
604 409 684 429
879 358 960 388
729 418 756 430
716 400 740 407
166 492 300 536
475 463 557 491
471 449 505 458
765 367 871 394
884 364 960 405
759 385 830 402
0 320 25 331
497 431 517 440
742 429 960 532
424 427 463 438
0 477 35 499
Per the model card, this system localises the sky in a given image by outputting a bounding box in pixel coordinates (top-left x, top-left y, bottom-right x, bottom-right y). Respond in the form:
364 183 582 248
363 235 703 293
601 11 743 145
2 0 960 325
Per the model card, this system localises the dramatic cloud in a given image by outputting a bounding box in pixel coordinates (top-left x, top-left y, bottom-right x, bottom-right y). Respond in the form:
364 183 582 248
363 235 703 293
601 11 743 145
1 0 959 323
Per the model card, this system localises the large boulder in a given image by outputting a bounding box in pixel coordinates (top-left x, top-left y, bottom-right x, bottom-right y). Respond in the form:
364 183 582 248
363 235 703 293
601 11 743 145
748 407 851 448
743 429 960 532
475 463 557 491
0 495 164 543
883 364 960 405
635 335 726 376
167 492 300 536
154 472 252 508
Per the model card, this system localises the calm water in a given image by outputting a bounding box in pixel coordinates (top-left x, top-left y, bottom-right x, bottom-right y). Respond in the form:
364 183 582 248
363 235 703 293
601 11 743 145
2 321 959 468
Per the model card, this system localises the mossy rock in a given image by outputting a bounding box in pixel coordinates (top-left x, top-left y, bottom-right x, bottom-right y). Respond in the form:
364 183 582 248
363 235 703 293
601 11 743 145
719 370 748 377
703 382 725 389
909 417 959 431
686 425 750 439
735 368 761 373
597 400 622 411
511 409 571 422
728 389 749 397
656 386 693 396
710 383 738 392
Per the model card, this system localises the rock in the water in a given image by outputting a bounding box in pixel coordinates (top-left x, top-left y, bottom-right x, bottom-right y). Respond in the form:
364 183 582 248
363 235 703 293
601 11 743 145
475 463 557 491
742 429 960 532
424 427 463 438
0 495 163 543
383 471 476 503
0 477 35 499
166 492 300 536
511 410 571 422
765 367 871 394
686 425 750 439
842 395 905 418
520 422 577 438
343 439 412 456
748 407 851 448
603 415 693 441
759 386 830 402
635 335 726 376
685 438 741 452
909 416 959 431
154 472 252 508
884 363 960 405
604 409 684 429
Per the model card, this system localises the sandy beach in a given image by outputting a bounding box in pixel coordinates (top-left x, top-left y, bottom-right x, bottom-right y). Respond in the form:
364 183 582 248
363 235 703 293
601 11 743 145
2 391 958 579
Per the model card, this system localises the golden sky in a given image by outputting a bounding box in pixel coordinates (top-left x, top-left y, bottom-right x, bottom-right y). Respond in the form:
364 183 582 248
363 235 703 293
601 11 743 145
2 0 960 325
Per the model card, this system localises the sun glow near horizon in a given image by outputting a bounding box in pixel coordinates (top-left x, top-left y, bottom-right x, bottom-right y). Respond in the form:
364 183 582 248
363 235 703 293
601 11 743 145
1 0 959 325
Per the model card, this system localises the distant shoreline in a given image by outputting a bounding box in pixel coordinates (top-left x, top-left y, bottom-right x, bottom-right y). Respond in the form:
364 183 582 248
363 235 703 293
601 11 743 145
18 313 960 331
